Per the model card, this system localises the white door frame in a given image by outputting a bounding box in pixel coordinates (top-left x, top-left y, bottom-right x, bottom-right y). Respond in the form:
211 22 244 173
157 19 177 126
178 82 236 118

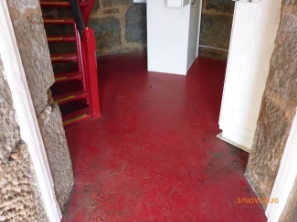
218 0 297 220
195 0 203 57
0 1 61 221
1 0 296 221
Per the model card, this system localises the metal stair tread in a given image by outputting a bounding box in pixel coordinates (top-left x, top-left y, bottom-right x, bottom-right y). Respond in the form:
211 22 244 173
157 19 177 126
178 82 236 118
51 53 78 63
55 71 82 83
53 89 88 104
62 107 92 127
40 1 89 7
47 35 76 42
41 2 101 127
43 18 74 25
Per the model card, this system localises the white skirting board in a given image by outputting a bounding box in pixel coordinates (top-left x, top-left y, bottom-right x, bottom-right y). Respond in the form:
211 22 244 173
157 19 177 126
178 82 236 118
217 132 250 153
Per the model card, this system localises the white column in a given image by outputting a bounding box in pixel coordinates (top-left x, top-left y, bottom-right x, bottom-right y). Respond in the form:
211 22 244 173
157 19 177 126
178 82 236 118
147 0 202 75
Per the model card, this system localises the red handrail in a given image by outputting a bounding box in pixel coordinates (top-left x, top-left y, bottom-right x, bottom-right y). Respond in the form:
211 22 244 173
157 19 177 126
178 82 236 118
82 28 101 118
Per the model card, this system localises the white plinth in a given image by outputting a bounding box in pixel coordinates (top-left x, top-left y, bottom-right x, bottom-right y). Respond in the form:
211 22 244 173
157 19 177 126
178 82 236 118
147 0 202 75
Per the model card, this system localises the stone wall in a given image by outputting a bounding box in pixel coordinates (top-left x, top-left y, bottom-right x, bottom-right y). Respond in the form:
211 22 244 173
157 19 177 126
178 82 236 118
42 0 234 59
245 0 297 210
89 0 147 56
199 0 234 59
0 54 48 221
88 0 234 58
7 0 74 212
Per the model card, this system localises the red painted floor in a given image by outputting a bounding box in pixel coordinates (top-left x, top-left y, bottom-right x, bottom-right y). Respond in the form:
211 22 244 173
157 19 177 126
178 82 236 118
62 54 267 222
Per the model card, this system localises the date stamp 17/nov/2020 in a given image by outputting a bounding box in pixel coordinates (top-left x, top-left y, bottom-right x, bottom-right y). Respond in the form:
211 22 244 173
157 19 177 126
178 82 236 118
236 198 279 204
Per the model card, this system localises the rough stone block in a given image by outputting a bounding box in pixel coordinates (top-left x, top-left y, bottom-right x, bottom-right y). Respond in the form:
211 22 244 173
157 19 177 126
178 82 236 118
277 2 297 219
38 103 74 211
266 5 297 103
199 13 233 50
0 57 20 162
0 143 48 222
89 17 121 49
109 46 146 55
102 0 132 7
7 0 39 13
9 12 55 115
103 8 120 14
245 95 295 207
245 2 297 215
125 4 147 44
4 0 73 218
92 0 100 12
206 0 235 13
0 55 48 221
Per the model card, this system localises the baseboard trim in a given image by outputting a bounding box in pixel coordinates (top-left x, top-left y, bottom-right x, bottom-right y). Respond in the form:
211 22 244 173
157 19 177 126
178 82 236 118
216 132 250 153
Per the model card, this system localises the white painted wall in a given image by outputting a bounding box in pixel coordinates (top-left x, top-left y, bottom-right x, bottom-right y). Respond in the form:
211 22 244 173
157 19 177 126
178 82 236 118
167 0 190 8
219 0 282 151
147 0 202 75
187 0 202 70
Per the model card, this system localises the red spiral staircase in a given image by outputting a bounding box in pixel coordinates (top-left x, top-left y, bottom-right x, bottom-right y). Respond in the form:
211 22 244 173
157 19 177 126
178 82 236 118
40 0 101 127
